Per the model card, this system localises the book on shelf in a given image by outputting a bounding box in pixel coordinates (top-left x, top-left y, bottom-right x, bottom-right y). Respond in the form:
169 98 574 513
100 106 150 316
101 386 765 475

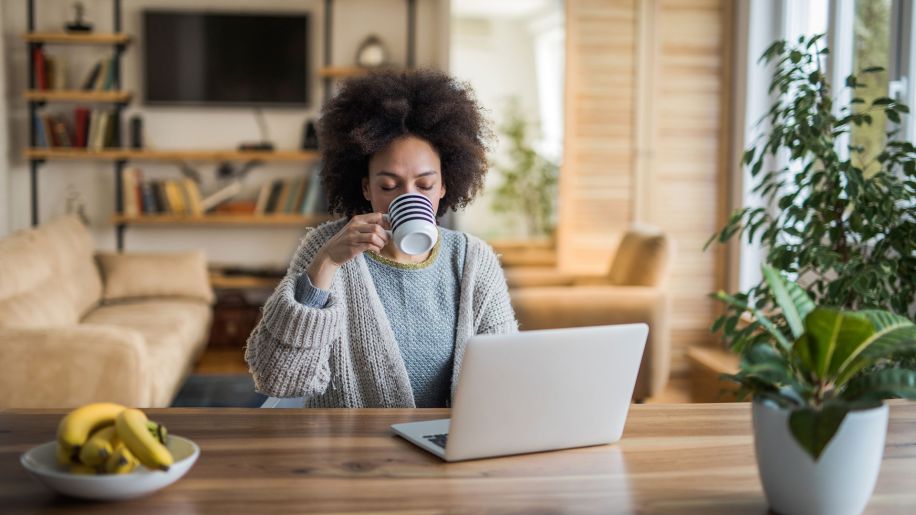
95 58 111 91
121 167 142 217
182 178 205 216
300 170 323 214
200 180 243 213
139 181 159 214
254 182 272 215
45 55 67 90
32 47 47 90
152 181 169 214
164 180 187 215
264 180 284 214
51 116 72 147
73 107 90 148
81 60 102 90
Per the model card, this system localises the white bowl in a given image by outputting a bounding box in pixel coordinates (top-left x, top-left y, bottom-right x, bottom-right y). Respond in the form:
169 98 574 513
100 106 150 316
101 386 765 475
20 435 200 501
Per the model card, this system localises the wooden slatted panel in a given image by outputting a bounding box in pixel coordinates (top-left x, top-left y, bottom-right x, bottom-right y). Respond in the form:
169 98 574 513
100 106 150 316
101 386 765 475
558 0 638 274
648 0 730 371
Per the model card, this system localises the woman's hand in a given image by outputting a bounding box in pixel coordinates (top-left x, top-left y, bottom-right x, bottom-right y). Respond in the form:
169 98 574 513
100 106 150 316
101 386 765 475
307 213 390 289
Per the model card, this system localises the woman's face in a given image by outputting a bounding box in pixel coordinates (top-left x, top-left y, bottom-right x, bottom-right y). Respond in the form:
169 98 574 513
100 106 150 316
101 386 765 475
363 135 446 215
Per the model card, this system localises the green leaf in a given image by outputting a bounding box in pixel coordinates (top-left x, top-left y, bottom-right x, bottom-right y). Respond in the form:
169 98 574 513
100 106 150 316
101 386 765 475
803 309 875 380
871 97 895 106
887 110 901 123
836 312 916 384
713 291 792 351
861 66 885 73
841 368 916 401
789 403 849 460
762 265 814 339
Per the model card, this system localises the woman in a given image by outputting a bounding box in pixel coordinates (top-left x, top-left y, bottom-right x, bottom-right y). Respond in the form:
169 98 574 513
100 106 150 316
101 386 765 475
245 70 518 408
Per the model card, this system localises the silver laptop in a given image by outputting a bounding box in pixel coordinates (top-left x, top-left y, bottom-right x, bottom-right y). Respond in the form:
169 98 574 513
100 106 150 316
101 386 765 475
391 323 648 461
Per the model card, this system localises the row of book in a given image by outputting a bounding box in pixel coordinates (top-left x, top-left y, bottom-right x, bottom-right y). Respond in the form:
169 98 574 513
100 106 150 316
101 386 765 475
35 108 115 149
32 49 118 91
121 168 325 217
254 174 324 215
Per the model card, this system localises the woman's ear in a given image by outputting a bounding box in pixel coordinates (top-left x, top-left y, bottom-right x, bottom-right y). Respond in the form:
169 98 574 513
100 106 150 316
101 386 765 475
362 176 371 201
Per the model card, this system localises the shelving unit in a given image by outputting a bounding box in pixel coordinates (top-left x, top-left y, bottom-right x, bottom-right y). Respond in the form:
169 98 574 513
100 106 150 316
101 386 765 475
25 148 320 162
25 0 130 241
23 90 132 103
111 214 333 226
24 0 419 251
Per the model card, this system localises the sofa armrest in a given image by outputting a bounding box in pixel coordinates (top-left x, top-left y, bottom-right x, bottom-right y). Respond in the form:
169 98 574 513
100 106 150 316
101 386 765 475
504 267 577 288
96 251 214 305
0 324 152 408
509 285 671 400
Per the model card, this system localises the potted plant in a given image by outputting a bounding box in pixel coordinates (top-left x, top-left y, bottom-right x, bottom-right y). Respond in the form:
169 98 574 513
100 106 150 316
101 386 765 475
706 33 915 355
715 264 916 515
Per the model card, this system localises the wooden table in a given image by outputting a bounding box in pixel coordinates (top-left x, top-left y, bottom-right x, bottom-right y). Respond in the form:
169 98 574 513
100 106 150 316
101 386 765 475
1 403 914 514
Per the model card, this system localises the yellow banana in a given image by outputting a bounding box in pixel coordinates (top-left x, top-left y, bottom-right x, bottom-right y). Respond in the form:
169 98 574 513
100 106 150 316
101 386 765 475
57 402 126 449
147 420 168 445
78 425 118 467
68 463 100 475
104 442 139 474
56 443 78 466
115 409 173 471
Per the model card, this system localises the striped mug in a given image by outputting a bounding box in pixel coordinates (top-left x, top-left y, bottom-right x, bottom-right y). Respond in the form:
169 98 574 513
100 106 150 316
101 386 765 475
382 193 439 255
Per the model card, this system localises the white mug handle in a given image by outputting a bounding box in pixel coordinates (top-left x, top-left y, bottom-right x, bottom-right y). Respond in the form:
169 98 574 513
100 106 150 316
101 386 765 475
382 213 393 238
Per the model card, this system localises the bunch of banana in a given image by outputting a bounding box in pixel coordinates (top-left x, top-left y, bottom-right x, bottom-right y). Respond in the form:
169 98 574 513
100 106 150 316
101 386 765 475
55 403 172 475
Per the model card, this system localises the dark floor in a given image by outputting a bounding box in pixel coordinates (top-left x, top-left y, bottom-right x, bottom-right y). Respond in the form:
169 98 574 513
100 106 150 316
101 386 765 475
170 374 267 408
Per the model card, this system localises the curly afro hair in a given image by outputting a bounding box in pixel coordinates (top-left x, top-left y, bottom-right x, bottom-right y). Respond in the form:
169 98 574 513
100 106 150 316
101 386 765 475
318 69 492 217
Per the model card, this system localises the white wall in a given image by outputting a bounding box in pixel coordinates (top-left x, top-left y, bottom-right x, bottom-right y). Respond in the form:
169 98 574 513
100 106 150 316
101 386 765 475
2 0 447 268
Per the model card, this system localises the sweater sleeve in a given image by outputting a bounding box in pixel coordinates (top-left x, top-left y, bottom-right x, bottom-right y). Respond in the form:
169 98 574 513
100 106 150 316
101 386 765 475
244 222 345 398
474 243 520 335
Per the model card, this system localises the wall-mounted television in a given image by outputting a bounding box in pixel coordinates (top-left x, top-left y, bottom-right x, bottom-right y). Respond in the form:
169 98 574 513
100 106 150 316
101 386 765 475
143 10 309 107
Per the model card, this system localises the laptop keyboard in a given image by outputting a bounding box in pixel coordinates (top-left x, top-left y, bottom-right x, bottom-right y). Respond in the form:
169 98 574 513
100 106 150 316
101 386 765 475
423 433 449 448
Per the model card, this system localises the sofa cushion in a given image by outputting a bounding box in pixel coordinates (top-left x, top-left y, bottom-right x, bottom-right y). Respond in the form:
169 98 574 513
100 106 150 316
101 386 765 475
607 227 672 287
0 216 101 327
82 299 212 406
96 251 215 305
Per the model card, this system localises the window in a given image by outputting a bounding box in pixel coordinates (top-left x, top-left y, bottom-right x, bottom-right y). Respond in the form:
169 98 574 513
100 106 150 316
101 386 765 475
735 0 914 292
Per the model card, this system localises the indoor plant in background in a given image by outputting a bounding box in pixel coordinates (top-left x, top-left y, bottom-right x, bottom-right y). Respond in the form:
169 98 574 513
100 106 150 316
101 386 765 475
706 34 915 355
716 264 916 515
490 98 559 239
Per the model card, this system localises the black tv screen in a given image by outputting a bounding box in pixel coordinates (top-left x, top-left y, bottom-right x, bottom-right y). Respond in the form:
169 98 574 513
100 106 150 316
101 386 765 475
143 11 309 106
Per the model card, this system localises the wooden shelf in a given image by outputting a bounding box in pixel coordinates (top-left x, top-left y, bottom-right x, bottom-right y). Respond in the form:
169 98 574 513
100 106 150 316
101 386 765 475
24 90 131 103
318 66 370 78
25 148 320 162
112 214 334 227
22 32 131 45
318 66 405 79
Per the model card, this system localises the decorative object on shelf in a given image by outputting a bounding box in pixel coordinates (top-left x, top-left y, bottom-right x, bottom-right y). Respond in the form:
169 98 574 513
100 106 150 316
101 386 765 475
64 183 90 226
129 115 143 149
715 264 916 515
301 119 319 150
355 35 389 68
64 1 93 33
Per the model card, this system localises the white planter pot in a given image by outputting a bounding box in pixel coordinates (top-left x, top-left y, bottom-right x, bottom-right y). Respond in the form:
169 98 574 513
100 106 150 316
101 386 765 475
752 399 889 515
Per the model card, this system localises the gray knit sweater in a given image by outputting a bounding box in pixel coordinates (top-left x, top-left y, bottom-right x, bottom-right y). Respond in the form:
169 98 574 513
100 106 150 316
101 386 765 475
244 218 519 407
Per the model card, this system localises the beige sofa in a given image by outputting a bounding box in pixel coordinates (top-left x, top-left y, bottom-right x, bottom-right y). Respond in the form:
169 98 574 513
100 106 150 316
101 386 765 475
506 226 674 401
0 216 214 408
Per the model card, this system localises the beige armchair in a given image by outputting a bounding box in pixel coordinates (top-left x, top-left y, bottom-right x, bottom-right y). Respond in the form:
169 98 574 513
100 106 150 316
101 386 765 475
506 226 673 401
